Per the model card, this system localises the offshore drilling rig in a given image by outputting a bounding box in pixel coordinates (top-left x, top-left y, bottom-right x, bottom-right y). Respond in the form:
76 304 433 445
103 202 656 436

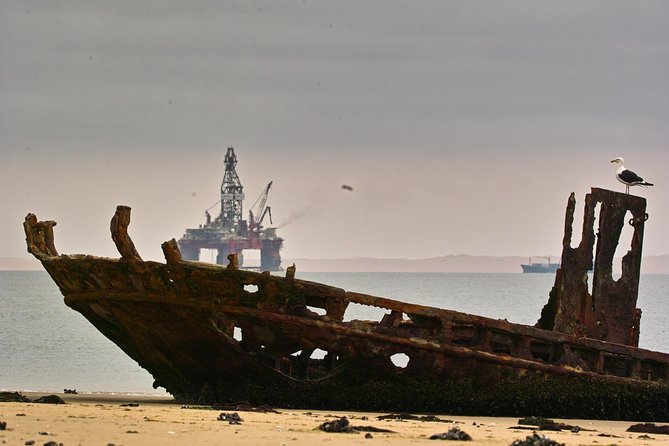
177 147 284 270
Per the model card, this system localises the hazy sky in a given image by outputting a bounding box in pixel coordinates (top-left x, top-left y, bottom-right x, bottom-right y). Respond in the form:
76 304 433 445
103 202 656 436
2 1 668 263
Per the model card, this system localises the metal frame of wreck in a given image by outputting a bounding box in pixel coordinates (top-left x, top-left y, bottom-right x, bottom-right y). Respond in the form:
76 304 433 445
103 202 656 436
23 193 669 389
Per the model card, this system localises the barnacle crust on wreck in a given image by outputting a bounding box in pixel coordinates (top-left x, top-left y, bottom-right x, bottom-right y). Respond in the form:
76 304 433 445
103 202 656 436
23 189 669 420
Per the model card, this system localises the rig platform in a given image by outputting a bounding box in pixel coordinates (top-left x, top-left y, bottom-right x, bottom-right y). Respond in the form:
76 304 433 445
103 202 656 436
177 147 283 271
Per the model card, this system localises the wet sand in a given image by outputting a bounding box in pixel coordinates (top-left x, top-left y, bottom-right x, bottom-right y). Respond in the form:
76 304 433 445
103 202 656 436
0 393 665 446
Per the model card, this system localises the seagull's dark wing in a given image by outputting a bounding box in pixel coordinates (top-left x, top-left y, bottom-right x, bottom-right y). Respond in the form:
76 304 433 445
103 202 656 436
618 169 644 184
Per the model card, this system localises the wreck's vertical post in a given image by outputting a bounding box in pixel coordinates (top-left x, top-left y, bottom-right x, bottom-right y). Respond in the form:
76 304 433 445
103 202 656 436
110 205 143 261
161 239 183 264
24 214 59 257
590 188 647 346
537 187 647 347
537 192 596 337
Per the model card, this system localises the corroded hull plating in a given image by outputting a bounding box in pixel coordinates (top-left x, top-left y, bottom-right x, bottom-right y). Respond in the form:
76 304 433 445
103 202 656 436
23 202 669 420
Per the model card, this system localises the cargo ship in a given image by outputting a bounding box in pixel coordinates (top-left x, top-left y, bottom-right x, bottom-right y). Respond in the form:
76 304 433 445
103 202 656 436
521 256 560 273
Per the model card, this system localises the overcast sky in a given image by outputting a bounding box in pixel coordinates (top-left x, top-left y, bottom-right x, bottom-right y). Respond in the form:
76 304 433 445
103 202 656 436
1 1 668 264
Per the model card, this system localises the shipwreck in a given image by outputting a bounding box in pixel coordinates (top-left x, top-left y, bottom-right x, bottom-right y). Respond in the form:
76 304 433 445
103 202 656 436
24 187 668 420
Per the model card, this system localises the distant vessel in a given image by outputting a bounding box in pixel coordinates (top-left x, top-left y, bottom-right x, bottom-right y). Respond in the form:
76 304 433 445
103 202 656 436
521 256 559 273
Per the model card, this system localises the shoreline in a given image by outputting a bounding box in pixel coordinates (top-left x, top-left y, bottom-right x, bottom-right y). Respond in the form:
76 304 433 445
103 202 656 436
1 392 666 446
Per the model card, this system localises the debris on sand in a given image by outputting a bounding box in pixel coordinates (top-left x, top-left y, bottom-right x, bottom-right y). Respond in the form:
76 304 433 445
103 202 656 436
217 412 243 425
354 426 395 433
514 417 580 432
429 426 472 441
319 418 355 433
378 413 452 422
318 417 395 434
510 433 564 446
120 403 139 407
0 391 30 403
33 395 66 405
64 388 77 394
627 423 669 435
0 421 6 430
597 432 622 438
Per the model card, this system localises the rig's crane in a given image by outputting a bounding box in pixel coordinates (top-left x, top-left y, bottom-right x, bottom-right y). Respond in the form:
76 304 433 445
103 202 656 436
249 181 273 232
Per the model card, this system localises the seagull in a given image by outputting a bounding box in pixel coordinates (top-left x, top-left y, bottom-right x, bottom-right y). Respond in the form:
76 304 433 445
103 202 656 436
611 157 653 194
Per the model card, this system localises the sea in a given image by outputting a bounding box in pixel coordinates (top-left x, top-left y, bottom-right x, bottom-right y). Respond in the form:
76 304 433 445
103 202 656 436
1 271 667 396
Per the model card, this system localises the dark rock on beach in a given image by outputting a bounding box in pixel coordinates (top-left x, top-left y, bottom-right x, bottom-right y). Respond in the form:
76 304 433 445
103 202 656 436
627 423 669 435
0 391 30 402
0 421 6 430
33 395 66 405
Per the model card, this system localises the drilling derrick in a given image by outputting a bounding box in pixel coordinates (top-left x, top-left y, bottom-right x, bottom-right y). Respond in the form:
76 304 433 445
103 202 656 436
177 147 284 270
220 147 244 228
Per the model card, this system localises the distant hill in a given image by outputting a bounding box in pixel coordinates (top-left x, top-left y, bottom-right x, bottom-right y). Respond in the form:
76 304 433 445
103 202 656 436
3 254 669 274
283 255 530 273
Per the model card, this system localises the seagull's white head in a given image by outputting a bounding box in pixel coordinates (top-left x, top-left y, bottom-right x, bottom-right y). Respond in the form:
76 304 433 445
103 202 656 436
611 157 624 165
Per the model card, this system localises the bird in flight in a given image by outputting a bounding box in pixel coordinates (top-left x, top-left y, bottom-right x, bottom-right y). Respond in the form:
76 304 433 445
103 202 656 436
611 157 653 194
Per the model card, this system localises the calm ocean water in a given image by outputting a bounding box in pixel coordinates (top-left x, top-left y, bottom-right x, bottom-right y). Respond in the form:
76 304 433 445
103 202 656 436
1 271 667 395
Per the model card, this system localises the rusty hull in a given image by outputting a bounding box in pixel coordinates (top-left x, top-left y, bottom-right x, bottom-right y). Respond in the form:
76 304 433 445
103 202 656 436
23 195 669 419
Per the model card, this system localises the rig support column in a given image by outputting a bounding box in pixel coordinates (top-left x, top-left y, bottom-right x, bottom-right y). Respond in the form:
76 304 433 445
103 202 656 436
261 240 282 271
179 245 200 262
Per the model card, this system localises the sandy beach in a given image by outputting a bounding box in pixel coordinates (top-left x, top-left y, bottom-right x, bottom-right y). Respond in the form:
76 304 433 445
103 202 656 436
1 393 666 446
